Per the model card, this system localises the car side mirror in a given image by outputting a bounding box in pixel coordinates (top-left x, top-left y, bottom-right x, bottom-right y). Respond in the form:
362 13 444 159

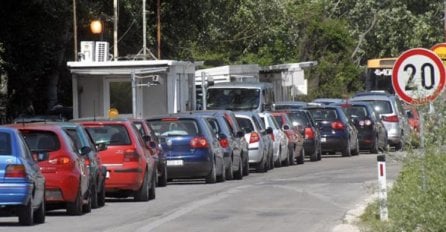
266 127 273 134
96 142 108 152
80 146 92 156
142 135 151 142
282 124 290 130
218 133 227 140
148 141 157 149
236 131 245 138
32 151 49 162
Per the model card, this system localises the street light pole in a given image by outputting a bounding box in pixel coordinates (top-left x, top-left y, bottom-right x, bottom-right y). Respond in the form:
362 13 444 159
73 0 78 61
114 0 118 60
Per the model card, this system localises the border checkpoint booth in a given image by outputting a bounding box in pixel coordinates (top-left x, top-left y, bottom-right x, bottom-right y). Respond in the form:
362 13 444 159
67 60 196 119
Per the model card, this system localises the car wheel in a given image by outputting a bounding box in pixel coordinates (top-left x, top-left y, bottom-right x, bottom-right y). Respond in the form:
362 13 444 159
282 150 290 166
205 160 217 184
33 196 45 224
234 157 243 180
157 164 168 187
288 147 295 165
217 159 226 182
134 170 150 202
274 148 282 167
226 157 234 180
97 179 106 207
297 147 305 164
82 189 92 213
67 186 83 215
269 151 274 170
370 136 379 154
342 140 351 157
242 154 249 176
91 183 99 209
18 200 33 226
352 139 360 156
149 172 156 200
256 154 268 173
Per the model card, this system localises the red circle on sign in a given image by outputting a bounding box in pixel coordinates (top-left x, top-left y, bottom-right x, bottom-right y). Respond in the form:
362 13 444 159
392 48 446 105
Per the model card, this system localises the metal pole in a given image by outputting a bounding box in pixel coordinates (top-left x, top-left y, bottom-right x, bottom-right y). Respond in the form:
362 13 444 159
444 0 446 42
132 70 137 118
157 0 161 59
73 0 78 61
201 72 207 110
142 0 147 59
114 0 118 60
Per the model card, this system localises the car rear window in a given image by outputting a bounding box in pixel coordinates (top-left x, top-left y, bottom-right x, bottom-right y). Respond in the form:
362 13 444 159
20 131 60 152
236 117 255 133
0 132 12 155
85 125 131 145
286 111 309 126
307 109 339 121
148 119 199 137
344 106 368 118
364 100 393 115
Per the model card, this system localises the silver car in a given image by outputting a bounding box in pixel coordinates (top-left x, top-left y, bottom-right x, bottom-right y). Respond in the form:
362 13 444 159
258 112 289 168
235 112 271 172
350 92 410 150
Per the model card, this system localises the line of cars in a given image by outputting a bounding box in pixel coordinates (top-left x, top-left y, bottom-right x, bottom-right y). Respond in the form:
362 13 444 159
0 91 417 225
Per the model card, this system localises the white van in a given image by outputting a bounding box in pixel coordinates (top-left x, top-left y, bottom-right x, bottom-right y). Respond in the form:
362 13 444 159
205 82 275 112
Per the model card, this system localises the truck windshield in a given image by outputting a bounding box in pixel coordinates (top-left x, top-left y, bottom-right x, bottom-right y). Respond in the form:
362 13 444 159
206 88 260 111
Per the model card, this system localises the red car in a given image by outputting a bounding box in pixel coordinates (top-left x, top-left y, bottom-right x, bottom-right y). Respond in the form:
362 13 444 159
7 123 91 215
76 118 156 201
269 112 305 165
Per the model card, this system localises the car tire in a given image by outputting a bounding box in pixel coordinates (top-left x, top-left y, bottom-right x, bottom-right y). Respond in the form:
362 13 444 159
134 171 150 202
205 161 217 184
288 147 295 166
226 157 234 180
97 179 106 207
149 172 156 200
370 136 379 154
91 182 99 209
234 157 243 180
18 200 33 226
269 151 274 170
242 153 249 176
217 159 226 182
342 140 351 157
297 148 305 164
352 139 360 156
33 197 45 224
274 148 282 167
82 189 92 213
157 164 168 187
310 146 318 161
67 186 83 215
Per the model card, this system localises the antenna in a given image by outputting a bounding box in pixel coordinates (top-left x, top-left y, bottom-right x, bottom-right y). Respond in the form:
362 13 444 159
93 100 96 121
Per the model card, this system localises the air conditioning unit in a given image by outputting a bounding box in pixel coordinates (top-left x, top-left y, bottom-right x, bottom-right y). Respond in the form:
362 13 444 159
79 41 95 62
95 41 109 62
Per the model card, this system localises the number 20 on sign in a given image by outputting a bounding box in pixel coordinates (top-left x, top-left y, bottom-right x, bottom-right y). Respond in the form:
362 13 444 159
392 48 446 105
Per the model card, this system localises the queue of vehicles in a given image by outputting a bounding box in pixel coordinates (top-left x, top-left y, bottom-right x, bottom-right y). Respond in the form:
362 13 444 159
0 83 418 226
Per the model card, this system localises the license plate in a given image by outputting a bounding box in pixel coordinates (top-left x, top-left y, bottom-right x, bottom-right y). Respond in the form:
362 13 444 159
321 137 327 143
167 160 184 166
106 171 110 179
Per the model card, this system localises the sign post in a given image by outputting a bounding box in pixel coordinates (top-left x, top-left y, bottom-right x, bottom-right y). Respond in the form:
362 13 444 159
377 154 388 221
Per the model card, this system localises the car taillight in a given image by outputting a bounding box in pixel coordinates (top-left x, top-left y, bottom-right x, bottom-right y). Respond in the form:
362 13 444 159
190 136 209 148
382 115 399 122
359 120 372 126
5 165 26 178
124 149 140 162
249 132 260 144
304 127 315 140
84 158 91 166
219 138 229 148
331 120 345 130
49 156 72 166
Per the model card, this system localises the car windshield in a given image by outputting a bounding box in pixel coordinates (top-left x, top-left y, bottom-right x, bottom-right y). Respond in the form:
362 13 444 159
206 88 260 111
0 132 12 155
85 125 131 145
21 131 60 152
148 119 199 137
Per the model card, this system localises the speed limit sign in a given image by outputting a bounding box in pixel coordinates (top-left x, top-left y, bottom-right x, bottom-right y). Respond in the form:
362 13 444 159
392 48 446 105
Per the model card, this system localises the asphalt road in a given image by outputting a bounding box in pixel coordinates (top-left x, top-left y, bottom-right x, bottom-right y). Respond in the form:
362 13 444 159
0 151 403 232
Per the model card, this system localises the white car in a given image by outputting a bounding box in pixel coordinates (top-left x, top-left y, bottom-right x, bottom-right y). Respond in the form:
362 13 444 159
258 112 289 168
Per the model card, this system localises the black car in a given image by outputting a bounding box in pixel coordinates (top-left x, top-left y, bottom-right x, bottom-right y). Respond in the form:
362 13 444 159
281 110 322 161
193 110 247 180
335 101 388 153
304 105 359 157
